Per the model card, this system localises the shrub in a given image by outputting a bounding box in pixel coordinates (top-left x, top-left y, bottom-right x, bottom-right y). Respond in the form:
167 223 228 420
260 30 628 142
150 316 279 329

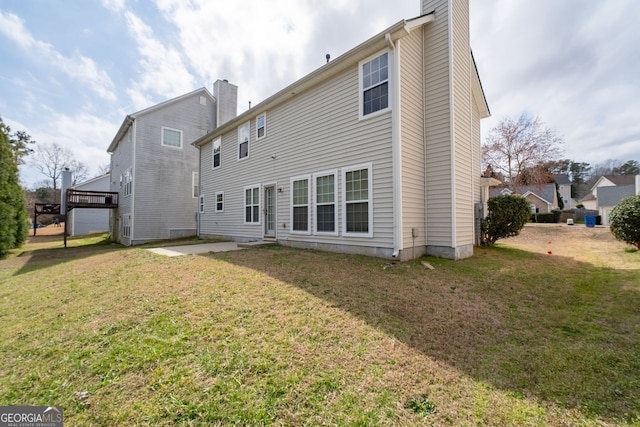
481 194 531 246
535 213 556 223
609 195 640 250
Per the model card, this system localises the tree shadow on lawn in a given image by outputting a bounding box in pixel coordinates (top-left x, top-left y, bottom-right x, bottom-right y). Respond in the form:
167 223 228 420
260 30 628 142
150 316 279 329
212 245 640 424
7 235 121 277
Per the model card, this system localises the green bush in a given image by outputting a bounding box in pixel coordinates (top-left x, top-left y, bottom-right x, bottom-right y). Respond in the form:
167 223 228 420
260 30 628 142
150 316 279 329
481 194 531 246
609 196 640 250
535 213 556 223
0 124 28 258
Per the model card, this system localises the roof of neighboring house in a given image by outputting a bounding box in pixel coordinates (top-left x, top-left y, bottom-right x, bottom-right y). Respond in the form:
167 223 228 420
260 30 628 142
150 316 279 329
597 184 635 207
581 192 596 202
490 183 556 204
107 87 214 153
553 174 571 185
193 12 485 148
589 174 636 192
70 173 110 190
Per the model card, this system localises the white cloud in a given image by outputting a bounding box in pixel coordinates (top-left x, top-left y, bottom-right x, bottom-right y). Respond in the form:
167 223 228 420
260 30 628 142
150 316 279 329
122 10 196 107
0 11 117 102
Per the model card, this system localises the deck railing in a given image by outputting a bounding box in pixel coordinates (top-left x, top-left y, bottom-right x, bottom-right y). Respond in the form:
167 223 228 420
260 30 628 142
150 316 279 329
66 189 119 209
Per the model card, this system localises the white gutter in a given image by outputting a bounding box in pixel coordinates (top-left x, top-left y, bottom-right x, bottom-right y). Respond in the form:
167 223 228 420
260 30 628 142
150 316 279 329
447 2 457 250
386 33 403 259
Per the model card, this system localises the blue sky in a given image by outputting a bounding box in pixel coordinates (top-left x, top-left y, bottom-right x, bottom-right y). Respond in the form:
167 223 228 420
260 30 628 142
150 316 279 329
1 0 639 188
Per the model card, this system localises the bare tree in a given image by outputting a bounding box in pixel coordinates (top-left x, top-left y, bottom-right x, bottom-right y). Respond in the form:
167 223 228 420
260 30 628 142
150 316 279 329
30 142 88 202
97 163 111 175
483 114 563 191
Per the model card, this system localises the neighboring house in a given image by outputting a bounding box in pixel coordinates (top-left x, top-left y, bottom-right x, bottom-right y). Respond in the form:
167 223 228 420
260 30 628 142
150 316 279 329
597 175 640 225
581 174 637 210
193 0 490 261
67 174 110 236
490 183 559 213
553 173 572 209
107 82 237 245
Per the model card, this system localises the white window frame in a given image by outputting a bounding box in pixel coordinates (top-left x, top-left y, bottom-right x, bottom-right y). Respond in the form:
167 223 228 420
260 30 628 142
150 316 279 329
290 175 311 235
215 192 224 212
199 195 205 213
212 137 221 170
358 50 391 120
244 185 261 225
256 113 266 140
123 168 132 197
313 170 338 236
238 122 250 160
342 163 373 238
192 171 199 198
161 126 183 148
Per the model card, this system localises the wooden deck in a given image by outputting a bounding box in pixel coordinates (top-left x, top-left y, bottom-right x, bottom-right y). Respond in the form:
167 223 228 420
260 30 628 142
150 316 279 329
66 189 119 210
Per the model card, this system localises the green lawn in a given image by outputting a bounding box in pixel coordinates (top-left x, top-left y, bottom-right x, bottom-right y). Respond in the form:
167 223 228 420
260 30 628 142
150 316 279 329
0 232 638 426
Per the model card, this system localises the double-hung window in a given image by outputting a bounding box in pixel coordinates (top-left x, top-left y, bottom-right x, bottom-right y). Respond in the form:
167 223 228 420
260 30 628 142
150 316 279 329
198 195 205 213
192 172 199 198
343 164 373 237
212 137 221 169
291 176 311 234
244 186 260 224
162 126 183 148
314 171 338 235
215 192 224 212
360 52 389 118
123 168 132 197
238 122 250 160
256 113 266 140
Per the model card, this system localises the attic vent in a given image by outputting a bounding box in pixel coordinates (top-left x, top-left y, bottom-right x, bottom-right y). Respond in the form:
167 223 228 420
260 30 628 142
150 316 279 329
200 96 207 106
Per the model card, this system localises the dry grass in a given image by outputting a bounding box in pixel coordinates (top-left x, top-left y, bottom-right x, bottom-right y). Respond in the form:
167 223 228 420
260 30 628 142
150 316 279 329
0 227 638 426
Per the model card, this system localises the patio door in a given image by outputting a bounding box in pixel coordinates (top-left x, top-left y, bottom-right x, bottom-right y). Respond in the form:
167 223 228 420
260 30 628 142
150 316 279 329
264 185 276 238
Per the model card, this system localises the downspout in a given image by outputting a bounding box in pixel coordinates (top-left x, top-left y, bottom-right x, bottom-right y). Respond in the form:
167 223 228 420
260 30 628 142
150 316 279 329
386 33 403 259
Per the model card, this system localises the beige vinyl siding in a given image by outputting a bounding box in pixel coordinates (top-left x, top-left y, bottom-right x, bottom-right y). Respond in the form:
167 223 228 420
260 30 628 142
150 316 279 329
133 94 214 241
472 93 482 204
199 62 394 250
399 28 427 249
423 0 454 247
451 0 474 246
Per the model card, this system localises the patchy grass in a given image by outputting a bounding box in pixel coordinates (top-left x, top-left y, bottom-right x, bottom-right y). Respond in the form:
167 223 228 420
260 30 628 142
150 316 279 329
0 228 638 425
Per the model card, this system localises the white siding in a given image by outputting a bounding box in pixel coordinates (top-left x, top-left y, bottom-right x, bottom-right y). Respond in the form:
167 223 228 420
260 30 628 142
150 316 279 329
200 63 394 252
451 0 474 247
423 0 454 247
109 126 134 245
70 175 110 236
400 28 427 250
133 93 214 241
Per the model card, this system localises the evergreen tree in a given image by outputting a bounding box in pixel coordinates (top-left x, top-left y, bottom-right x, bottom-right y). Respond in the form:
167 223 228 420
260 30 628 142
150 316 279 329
0 121 29 257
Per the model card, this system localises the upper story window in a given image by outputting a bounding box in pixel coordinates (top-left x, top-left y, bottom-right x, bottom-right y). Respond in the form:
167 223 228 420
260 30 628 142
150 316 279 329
123 168 132 197
238 122 250 160
360 52 389 118
162 126 183 148
212 137 221 169
256 113 266 140
192 172 199 198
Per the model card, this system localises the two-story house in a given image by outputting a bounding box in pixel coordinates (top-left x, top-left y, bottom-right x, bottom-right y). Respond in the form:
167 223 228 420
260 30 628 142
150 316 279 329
107 81 237 245
193 0 490 261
